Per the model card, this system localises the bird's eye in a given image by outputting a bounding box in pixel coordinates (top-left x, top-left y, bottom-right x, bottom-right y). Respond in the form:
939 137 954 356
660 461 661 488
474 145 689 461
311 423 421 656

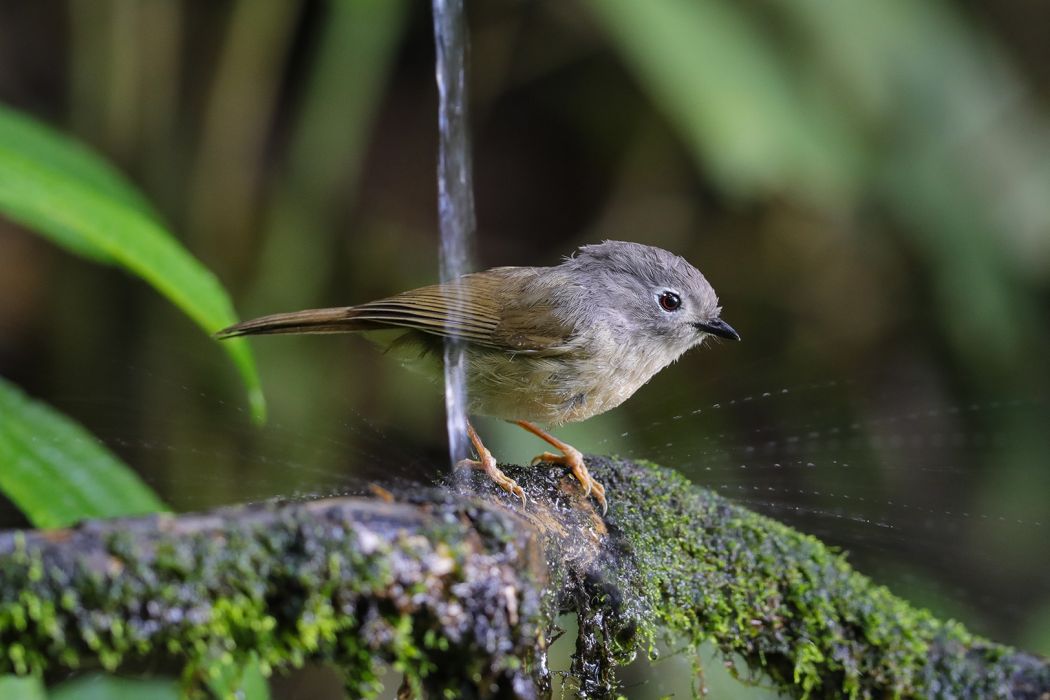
658 290 682 312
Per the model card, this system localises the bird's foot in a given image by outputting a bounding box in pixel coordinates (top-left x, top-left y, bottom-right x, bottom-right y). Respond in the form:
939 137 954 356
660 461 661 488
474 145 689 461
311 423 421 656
513 420 607 514
457 457 526 507
529 445 607 515
458 423 526 507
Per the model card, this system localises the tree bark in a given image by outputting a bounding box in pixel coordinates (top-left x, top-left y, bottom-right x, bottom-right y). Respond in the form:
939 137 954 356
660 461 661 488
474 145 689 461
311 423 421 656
0 457 1047 699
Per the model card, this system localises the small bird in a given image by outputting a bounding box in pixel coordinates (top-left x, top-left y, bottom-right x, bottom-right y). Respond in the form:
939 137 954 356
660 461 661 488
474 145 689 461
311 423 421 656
218 241 739 513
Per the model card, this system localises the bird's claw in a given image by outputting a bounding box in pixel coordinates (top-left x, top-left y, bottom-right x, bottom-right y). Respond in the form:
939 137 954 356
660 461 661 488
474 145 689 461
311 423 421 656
457 457 527 508
530 448 607 514
529 451 592 494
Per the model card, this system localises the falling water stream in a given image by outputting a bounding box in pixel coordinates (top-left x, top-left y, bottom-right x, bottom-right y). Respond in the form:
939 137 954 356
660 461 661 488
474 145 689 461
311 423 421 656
433 0 475 466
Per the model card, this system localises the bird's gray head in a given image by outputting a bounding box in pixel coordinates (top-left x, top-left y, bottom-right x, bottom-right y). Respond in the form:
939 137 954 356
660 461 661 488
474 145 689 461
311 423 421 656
565 241 739 353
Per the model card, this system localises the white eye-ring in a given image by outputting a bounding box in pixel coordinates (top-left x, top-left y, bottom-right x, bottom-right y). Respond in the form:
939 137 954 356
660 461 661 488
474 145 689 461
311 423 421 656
658 290 682 312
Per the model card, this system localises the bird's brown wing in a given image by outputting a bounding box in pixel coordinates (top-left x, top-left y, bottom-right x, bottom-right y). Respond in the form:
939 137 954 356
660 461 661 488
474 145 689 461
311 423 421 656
217 268 575 355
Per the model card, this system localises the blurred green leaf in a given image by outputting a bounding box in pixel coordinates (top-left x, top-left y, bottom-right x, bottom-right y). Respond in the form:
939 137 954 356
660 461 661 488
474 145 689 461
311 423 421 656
584 0 862 203
0 102 266 422
205 655 271 700
50 675 179 700
0 376 165 528
0 676 47 700
0 106 156 262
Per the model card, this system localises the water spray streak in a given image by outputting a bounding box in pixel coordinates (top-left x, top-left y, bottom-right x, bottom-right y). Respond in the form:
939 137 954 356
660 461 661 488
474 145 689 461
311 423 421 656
433 0 475 466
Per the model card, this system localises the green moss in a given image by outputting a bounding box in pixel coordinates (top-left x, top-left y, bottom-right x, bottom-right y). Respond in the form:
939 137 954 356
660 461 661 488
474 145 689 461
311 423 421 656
562 457 1049 699
0 499 543 698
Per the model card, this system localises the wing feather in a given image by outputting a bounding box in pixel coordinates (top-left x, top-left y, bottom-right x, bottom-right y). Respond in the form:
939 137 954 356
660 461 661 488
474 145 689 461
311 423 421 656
217 268 575 354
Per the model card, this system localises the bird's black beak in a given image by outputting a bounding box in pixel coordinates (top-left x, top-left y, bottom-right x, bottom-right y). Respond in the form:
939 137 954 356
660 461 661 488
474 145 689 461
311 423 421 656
694 318 741 341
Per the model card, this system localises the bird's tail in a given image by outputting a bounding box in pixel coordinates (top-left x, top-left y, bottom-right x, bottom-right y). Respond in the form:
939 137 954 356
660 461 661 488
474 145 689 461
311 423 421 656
216 307 365 338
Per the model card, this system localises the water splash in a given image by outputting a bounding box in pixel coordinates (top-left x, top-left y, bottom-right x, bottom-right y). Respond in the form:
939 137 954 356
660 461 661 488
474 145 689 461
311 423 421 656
433 0 475 465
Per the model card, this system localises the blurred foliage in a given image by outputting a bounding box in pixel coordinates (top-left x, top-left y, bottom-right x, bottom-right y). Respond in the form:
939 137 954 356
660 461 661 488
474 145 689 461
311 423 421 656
50 676 181 700
0 375 163 527
0 103 265 420
0 676 46 700
0 0 1048 697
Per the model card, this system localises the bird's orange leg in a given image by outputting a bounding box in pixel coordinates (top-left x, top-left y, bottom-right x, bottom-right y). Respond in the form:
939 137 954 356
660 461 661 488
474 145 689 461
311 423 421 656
457 422 526 507
513 420 607 514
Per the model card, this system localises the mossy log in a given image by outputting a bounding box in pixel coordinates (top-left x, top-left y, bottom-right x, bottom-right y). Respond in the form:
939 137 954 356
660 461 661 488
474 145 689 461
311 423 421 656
0 457 1047 698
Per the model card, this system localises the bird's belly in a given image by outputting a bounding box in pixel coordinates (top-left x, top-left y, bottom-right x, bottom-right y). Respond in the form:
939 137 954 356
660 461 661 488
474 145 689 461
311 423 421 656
374 331 670 426
465 350 657 426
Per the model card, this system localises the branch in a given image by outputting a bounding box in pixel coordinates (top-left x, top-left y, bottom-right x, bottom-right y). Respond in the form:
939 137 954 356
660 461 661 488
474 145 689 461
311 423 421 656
0 458 1047 698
